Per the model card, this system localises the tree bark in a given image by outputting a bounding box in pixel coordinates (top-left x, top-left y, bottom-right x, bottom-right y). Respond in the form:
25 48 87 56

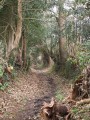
13 0 22 48
6 0 22 59
57 2 64 66
6 26 14 59
56 0 66 67
22 31 27 67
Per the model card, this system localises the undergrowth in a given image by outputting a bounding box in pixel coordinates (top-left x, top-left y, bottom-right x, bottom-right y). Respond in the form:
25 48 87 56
0 64 17 91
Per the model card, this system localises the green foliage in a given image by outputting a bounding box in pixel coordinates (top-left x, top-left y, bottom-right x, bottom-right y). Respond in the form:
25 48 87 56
0 63 16 91
0 0 6 10
77 51 89 69
22 0 47 70
55 91 64 101
0 5 3 10
11 69 17 79
66 57 77 68
71 107 79 114
83 40 90 51
65 21 77 43
76 41 90 70
3 72 9 81
75 0 87 4
0 82 9 91
0 65 4 77
0 0 89 76
65 57 80 78
23 0 45 45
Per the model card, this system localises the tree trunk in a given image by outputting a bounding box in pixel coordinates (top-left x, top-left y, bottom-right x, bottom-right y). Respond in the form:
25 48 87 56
13 0 22 48
57 4 63 65
6 26 14 59
6 0 22 59
56 0 66 67
22 31 27 67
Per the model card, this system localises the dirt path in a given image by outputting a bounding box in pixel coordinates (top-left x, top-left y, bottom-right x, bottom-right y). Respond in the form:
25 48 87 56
30 57 54 74
0 72 56 120
0 60 89 120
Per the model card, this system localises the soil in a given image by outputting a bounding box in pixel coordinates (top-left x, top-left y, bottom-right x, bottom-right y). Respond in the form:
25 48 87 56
0 69 70 120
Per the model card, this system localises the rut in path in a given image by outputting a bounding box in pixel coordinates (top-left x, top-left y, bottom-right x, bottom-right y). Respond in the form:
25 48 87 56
14 73 56 120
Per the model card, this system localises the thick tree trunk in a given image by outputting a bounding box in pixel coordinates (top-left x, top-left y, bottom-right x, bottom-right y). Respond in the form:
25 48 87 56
6 26 14 59
57 6 64 65
13 0 22 47
55 0 66 67
6 0 22 59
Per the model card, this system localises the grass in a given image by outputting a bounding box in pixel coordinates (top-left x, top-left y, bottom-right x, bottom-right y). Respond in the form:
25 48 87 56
55 91 64 101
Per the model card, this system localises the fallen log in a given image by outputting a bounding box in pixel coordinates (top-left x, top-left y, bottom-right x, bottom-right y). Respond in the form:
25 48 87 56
76 98 90 106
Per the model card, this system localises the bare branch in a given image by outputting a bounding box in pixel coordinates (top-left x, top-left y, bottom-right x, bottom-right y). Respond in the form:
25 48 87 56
0 24 9 35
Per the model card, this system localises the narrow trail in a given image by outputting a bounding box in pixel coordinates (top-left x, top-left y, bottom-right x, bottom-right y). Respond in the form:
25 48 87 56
14 73 56 120
30 57 54 74
0 72 57 120
0 58 70 120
